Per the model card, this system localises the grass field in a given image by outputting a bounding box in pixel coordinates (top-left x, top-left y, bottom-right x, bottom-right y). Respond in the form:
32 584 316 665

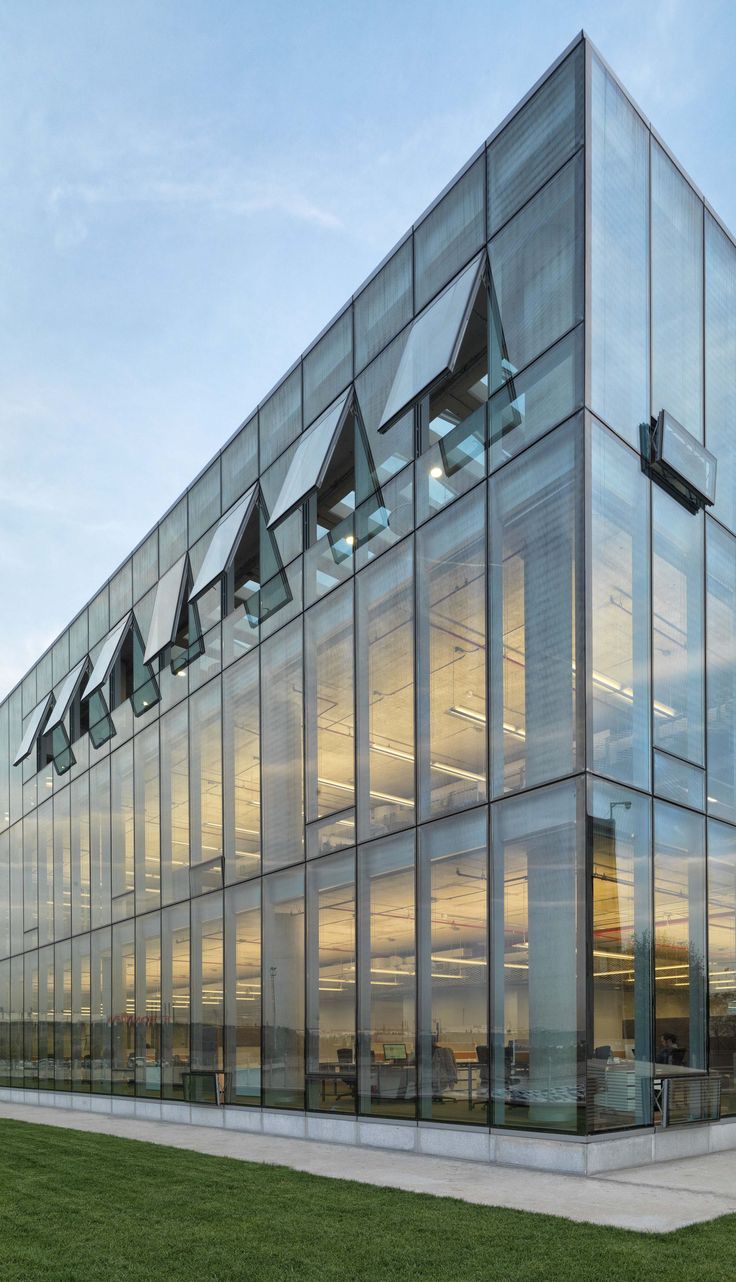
0 1119 735 1281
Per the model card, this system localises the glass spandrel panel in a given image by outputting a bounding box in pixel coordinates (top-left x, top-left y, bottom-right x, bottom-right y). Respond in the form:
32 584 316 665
706 215 736 532
13 694 54 767
378 254 484 430
415 156 485 312
189 487 257 601
84 614 132 698
188 460 221 545
303 308 352 428
355 333 414 486
268 390 352 528
222 414 258 511
354 239 413 373
44 659 90 735
651 141 704 441
488 43 583 235
590 56 649 447
144 555 188 665
260 365 302 471
489 153 583 393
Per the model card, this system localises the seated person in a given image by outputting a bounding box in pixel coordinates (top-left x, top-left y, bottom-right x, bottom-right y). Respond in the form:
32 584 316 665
655 1032 684 1065
431 1035 458 1100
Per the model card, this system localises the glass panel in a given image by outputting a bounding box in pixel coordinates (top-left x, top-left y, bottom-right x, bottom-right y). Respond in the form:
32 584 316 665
491 779 583 1132
110 559 133 626
23 813 37 935
223 654 260 884
37 799 53 947
44 659 90 736
415 156 485 311
135 911 161 1097
590 57 649 447
652 487 704 765
38 944 55 1090
0 958 9 1086
71 933 91 1092
24 950 38 1086
356 539 415 838
490 325 582 469
0 832 8 959
654 751 705 811
111 919 135 1095
84 615 131 698
135 724 160 913
417 489 486 819
653 801 706 1069
488 44 583 234
418 808 487 1125
590 422 651 787
160 704 190 906
0 702 9 833
9 826 22 957
305 583 354 823
90 927 112 1093
303 308 352 428
358 829 415 1118
143 555 188 665
260 365 302 471
651 141 704 440
190 892 223 1094
354 239 413 373
224 880 260 1105
268 391 351 527
306 849 356 1113
71 774 90 935
262 865 304 1109
222 415 258 512
707 521 736 820
159 495 187 576
489 152 583 394
490 418 582 796
190 487 257 602
189 681 223 872
53 940 72 1090
261 619 304 872
379 254 483 429
133 529 159 603
161 902 190 1099
706 214 736 532
188 460 221 546
110 743 134 905
707 819 736 1116
89 759 111 928
355 334 414 489
588 779 652 1131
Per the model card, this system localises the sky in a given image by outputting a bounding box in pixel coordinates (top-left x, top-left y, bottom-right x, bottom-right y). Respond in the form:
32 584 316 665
0 0 734 700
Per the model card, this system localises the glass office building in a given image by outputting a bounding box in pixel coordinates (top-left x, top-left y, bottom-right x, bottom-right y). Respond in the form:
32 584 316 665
1 34 735 1152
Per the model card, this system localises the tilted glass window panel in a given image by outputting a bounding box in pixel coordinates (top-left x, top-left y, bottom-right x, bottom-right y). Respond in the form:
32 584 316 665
13 693 54 767
488 43 583 235
647 411 716 511
706 215 736 533
653 749 705 811
590 56 649 447
378 254 485 431
267 390 352 528
84 614 132 699
651 141 704 441
144 555 189 666
489 152 583 393
189 486 258 603
44 658 90 737
414 155 485 312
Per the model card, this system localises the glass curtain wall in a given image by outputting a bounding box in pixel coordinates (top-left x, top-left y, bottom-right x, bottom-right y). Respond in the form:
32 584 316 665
653 802 706 1070
707 820 736 1115
262 866 304 1109
652 489 704 766
224 880 261 1104
306 850 356 1112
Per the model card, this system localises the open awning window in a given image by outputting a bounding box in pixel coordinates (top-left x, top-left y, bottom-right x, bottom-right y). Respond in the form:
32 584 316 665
84 613 133 700
267 389 353 528
144 554 189 666
189 484 258 602
378 253 486 432
44 657 90 735
13 692 55 767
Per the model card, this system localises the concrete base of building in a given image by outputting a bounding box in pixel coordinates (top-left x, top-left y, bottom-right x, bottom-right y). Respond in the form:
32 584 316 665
2 1086 735 1175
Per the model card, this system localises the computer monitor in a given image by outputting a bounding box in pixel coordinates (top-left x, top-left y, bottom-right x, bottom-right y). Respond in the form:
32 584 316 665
383 1043 407 1062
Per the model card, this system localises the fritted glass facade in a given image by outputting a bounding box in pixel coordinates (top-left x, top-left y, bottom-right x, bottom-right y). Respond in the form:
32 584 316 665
0 35 734 1142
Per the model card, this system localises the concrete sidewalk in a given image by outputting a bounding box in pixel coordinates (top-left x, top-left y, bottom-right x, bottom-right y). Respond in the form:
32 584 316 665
1 1100 735 1233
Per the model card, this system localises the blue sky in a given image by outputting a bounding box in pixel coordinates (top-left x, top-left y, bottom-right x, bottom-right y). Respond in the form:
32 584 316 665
1 0 734 699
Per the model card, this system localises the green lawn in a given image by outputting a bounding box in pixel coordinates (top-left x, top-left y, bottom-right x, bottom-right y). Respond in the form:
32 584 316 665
0 1119 735 1282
